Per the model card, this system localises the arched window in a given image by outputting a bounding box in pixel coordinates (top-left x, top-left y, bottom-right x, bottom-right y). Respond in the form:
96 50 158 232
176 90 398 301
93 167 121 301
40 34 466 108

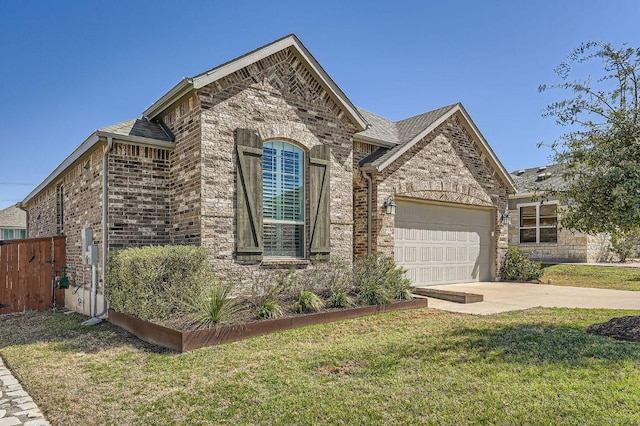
262 141 305 257
235 128 329 262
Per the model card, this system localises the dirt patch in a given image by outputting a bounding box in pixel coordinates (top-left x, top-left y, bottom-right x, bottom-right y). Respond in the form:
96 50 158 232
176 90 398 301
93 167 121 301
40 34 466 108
586 315 640 342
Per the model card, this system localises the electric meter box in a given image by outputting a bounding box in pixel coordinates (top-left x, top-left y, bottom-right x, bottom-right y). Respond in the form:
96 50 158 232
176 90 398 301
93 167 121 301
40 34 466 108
81 228 98 265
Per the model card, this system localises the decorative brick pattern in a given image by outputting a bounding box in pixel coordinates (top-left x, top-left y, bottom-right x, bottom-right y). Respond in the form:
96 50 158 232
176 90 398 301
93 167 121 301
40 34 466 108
159 94 202 245
196 48 356 277
354 114 510 278
107 143 172 250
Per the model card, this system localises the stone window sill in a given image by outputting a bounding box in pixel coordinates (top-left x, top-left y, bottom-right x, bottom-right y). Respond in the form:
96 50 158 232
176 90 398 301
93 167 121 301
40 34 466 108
260 259 310 269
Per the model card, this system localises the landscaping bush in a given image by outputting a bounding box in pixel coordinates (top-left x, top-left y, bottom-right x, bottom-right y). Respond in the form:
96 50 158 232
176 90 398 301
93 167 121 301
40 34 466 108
499 247 544 281
353 254 412 305
105 245 213 322
245 272 287 319
609 230 640 262
298 256 355 300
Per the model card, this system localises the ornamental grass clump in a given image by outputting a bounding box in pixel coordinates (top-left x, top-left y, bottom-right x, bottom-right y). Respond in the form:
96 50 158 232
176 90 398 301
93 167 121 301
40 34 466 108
292 290 325 313
186 281 244 329
353 254 412 305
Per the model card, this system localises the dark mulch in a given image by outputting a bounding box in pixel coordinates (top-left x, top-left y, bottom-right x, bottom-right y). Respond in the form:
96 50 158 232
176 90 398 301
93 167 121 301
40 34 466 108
586 315 640 342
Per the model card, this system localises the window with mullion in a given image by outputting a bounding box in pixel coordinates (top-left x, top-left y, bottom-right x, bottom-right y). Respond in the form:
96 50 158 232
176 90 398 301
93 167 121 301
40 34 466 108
263 141 304 258
518 203 558 243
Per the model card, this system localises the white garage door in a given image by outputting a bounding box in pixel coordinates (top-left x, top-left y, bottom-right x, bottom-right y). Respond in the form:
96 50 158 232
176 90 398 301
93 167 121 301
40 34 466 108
394 201 493 286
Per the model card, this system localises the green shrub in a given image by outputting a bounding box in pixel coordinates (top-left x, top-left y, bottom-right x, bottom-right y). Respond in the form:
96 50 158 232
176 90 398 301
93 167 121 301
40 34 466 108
291 291 325 313
499 247 544 281
245 272 288 319
298 256 354 297
353 254 412 305
609 230 640 262
105 245 213 322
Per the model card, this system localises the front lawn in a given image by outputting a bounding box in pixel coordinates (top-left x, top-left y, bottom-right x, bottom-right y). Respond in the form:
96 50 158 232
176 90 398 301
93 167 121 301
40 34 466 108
542 264 640 291
1 308 640 425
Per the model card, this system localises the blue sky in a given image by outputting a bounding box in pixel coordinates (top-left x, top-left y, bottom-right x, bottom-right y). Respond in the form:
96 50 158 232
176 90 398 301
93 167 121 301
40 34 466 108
1 0 639 209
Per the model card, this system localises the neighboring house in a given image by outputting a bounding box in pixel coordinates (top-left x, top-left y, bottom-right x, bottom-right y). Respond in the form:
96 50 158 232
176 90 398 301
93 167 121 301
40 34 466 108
507 164 609 262
20 34 515 314
0 205 27 240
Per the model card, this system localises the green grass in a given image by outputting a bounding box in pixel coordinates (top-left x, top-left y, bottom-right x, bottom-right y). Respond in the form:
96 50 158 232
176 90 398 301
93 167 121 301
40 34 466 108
542 264 640 291
1 307 640 425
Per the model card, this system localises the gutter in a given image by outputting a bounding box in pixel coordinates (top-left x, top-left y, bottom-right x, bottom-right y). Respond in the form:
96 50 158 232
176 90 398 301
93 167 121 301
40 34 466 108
22 132 175 206
22 133 100 204
142 78 193 120
352 134 397 148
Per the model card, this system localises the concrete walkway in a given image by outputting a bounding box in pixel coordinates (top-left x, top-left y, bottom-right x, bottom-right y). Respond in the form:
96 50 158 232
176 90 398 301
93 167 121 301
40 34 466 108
0 357 49 426
421 282 640 315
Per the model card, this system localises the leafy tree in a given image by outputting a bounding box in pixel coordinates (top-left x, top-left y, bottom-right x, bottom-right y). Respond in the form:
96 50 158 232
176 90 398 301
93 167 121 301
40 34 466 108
539 42 640 234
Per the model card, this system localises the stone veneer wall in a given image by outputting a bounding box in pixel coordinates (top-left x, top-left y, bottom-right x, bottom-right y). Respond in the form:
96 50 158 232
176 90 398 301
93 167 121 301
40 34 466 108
508 205 612 263
196 47 356 277
355 114 510 278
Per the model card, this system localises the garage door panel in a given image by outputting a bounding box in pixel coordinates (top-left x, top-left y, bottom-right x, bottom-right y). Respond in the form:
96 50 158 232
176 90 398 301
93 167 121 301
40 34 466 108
395 201 492 286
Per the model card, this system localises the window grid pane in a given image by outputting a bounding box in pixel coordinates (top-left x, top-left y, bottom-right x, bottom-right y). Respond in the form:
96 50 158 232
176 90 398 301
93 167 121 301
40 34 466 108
540 227 558 243
263 141 304 257
519 204 558 243
520 228 537 243
264 223 304 257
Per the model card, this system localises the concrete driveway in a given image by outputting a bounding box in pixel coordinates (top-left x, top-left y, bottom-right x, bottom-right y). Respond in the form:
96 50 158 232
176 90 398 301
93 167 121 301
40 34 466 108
420 282 640 315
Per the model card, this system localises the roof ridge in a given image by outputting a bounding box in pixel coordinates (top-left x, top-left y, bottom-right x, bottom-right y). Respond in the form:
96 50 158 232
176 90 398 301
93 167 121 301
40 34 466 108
396 103 459 125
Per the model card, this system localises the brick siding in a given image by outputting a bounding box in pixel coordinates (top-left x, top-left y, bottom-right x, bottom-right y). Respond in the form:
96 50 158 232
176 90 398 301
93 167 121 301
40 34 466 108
196 47 356 277
354 114 510 277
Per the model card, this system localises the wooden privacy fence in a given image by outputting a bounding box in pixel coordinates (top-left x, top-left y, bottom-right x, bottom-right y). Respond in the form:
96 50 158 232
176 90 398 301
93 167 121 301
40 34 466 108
0 236 66 315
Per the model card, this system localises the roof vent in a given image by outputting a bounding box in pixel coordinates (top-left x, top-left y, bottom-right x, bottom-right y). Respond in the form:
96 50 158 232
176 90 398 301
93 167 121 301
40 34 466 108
516 169 525 175
536 172 552 181
537 166 547 173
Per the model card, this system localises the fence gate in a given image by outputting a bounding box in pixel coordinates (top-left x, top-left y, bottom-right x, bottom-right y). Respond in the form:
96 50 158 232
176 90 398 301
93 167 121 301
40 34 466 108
0 236 66 315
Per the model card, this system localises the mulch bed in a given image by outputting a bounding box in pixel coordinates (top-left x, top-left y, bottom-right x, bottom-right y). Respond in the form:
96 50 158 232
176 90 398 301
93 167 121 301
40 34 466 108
586 315 640 342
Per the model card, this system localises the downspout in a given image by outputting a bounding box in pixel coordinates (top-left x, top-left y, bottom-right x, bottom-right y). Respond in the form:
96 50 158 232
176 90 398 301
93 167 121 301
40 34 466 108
95 136 113 318
362 172 373 256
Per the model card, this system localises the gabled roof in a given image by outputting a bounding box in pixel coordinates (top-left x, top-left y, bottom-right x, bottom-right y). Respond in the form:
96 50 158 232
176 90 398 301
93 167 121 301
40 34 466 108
0 205 26 228
510 164 567 196
356 104 457 163
22 118 174 205
143 34 367 132
357 103 515 193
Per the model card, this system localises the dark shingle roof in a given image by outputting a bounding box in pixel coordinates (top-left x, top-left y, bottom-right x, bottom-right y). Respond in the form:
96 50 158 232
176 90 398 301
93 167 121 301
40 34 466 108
100 118 172 141
396 104 457 142
358 103 458 168
0 206 26 228
357 104 457 146
510 164 567 195
357 109 400 143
